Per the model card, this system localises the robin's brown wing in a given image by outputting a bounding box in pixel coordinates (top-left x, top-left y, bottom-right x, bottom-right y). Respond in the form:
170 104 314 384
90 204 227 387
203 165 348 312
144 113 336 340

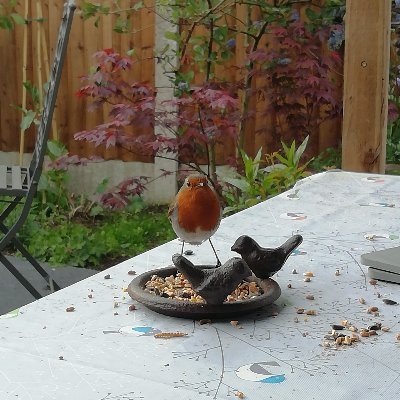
167 198 177 221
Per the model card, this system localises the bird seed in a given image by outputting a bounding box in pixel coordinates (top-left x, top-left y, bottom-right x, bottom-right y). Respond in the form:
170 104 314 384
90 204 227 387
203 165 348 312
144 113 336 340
303 272 314 277
306 295 314 300
144 272 263 303
383 299 398 305
154 332 188 339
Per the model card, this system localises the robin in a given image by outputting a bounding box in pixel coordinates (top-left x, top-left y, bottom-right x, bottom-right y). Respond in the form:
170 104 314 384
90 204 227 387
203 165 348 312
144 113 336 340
168 174 222 266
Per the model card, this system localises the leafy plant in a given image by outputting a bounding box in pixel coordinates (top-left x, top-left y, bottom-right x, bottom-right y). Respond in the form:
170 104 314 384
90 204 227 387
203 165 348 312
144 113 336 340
17 203 175 268
309 146 342 171
248 20 342 145
0 0 25 31
222 136 311 215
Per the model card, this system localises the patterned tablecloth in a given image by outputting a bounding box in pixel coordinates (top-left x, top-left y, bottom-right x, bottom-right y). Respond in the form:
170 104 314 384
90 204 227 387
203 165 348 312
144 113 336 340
1 170 400 400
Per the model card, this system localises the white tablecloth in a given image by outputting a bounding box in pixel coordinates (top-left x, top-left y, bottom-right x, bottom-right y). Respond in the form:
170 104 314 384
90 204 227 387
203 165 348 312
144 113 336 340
1 170 400 400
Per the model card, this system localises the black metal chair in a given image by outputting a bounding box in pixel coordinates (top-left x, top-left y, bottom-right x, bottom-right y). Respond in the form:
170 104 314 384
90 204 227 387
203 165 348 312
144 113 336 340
0 0 76 299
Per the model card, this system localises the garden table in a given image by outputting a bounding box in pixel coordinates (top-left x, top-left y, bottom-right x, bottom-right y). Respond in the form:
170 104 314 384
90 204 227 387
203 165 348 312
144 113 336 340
1 170 400 400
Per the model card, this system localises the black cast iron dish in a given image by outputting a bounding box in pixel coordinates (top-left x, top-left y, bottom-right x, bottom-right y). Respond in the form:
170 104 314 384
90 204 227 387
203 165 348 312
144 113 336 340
127 235 302 319
127 265 281 319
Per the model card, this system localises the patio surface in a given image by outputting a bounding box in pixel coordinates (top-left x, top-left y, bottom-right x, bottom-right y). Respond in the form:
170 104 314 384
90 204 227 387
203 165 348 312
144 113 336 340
0 256 97 315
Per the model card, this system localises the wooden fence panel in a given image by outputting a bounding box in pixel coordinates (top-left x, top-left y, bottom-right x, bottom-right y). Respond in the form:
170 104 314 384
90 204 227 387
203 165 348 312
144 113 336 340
0 0 341 165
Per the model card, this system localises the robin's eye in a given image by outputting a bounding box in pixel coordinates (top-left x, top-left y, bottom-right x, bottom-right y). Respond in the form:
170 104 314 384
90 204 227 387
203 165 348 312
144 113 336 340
186 181 190 187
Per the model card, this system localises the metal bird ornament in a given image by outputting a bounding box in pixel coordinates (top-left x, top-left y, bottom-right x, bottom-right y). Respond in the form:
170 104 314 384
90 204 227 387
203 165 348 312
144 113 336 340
231 235 303 279
172 254 252 305
168 174 222 266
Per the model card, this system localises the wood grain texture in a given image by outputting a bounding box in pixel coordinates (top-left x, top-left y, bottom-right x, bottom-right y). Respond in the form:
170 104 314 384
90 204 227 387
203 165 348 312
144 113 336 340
342 0 391 173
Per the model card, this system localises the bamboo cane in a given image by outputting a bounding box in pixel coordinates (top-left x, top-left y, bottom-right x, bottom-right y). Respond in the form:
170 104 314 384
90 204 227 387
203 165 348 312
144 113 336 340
36 1 43 109
19 0 29 166
37 0 58 140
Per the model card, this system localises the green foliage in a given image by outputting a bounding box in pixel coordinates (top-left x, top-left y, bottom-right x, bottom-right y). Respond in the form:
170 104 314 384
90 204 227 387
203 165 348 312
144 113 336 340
222 136 311 215
16 203 175 268
309 147 342 171
387 123 400 165
0 1 24 31
36 141 71 213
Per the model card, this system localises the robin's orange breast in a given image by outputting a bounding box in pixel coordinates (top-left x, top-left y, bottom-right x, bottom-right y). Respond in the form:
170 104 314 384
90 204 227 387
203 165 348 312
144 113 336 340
177 186 221 233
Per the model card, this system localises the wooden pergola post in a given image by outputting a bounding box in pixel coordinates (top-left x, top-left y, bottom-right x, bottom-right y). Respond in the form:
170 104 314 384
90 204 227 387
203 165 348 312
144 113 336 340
342 0 391 173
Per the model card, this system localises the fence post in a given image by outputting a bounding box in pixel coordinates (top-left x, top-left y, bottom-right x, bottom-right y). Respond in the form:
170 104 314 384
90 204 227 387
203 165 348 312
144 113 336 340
342 0 391 173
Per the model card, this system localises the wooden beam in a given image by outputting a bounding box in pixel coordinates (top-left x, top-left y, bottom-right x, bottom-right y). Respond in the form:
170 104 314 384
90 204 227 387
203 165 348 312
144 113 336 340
342 0 391 173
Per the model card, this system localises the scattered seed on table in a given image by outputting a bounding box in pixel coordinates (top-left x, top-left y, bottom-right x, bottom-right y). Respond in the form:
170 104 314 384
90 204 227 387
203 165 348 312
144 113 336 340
383 299 398 305
287 283 292 289
376 292 381 298
341 320 349 327
184 249 194 256
88 294 93 299
332 324 345 330
359 298 366 304
382 326 390 332
128 305 136 311
360 330 370 337
234 390 245 399
292 269 298 274
369 279 378 286
396 333 400 341
304 277 311 282
349 326 358 332
368 323 382 331
59 356 64 360
306 309 317 315
199 319 212 325
343 336 352 345
336 337 344 345
230 320 239 327
335 269 341 276
104 274 111 280
114 312 119 316
351 334 360 342
306 294 314 300
128 270 136 275
296 308 305 314
113 301 119 308
303 272 314 277
367 306 379 313
154 332 188 339
294 317 299 323
66 306 75 312
369 330 377 336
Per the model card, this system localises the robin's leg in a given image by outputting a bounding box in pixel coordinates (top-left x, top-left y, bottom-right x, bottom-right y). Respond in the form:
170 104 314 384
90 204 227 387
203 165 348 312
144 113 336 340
209 238 221 267
180 240 185 256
